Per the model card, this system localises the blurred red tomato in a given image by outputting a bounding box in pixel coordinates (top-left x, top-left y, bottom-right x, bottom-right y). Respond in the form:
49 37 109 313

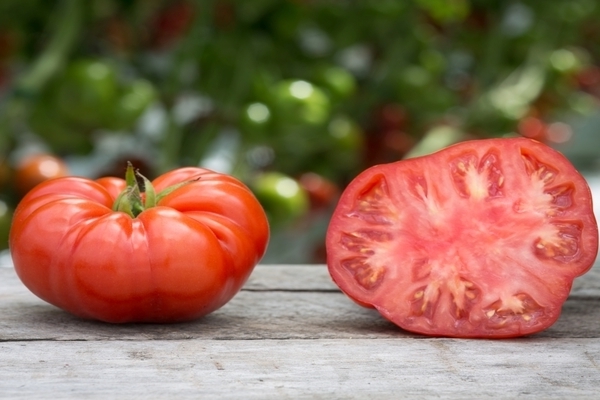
151 1 195 48
298 172 340 210
518 117 547 142
14 154 70 196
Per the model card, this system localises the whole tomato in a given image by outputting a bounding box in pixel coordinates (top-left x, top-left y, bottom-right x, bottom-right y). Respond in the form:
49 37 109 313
108 79 157 131
150 1 195 49
313 65 356 101
55 59 119 128
326 138 598 338
9 165 269 323
250 171 309 228
298 172 340 210
14 154 70 196
269 79 331 126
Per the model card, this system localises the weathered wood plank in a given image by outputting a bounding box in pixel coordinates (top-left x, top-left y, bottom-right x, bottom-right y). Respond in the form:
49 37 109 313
1 252 600 398
244 263 600 295
571 261 600 297
4 252 599 293
1 266 600 340
244 264 337 291
1 339 599 399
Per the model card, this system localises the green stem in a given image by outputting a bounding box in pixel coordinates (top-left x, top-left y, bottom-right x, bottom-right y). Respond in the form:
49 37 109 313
114 187 135 217
112 162 198 218
114 163 144 218
142 175 157 209
125 161 138 187
154 177 200 204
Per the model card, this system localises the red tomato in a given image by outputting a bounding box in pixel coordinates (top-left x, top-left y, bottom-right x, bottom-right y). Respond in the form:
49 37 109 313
14 154 70 196
326 138 598 338
150 1 195 48
298 172 340 210
518 117 547 142
10 167 269 323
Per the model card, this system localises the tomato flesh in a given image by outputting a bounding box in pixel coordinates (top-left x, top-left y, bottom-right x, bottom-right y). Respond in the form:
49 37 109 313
326 138 598 338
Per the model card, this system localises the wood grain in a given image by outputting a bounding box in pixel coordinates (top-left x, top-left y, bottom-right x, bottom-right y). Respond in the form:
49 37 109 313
2 265 600 341
1 339 599 399
1 254 600 399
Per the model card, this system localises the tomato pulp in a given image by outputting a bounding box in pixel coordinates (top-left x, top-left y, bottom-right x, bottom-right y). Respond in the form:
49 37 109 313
326 138 598 338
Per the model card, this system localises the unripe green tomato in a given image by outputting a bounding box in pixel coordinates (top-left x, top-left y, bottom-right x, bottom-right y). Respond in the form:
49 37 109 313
109 79 157 130
549 48 587 75
270 80 331 126
55 59 119 127
251 172 309 227
239 102 272 142
328 116 364 151
314 66 356 101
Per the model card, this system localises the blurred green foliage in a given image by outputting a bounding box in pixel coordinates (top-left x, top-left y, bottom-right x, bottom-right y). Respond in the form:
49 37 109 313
1 0 600 260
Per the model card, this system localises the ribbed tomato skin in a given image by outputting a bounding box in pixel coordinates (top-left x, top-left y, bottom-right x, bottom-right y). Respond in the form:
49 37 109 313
10 167 269 323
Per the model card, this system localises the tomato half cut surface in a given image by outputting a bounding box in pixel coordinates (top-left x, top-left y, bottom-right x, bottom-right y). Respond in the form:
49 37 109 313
326 138 598 338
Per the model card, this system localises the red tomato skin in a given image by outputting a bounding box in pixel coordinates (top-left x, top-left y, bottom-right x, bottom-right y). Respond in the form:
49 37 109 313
326 138 598 338
95 176 127 199
9 168 269 323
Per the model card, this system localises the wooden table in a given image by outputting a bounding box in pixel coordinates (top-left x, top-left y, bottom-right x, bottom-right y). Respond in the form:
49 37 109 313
1 253 599 399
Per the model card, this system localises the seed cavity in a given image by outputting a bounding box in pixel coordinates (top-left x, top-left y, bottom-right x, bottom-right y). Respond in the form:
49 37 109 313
545 183 575 212
340 229 394 255
534 220 582 262
450 149 504 200
347 175 395 225
483 293 544 327
340 257 386 290
514 151 578 217
448 277 480 321
521 152 558 185
407 174 445 216
410 282 441 320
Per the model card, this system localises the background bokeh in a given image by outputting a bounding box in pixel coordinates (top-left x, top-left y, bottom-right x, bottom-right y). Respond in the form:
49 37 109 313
1 0 600 262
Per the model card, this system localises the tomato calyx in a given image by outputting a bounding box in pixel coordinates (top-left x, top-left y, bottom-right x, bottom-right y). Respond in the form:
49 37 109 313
113 163 198 217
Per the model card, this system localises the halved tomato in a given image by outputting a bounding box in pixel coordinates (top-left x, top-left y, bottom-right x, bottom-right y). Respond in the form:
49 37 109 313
326 138 598 338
